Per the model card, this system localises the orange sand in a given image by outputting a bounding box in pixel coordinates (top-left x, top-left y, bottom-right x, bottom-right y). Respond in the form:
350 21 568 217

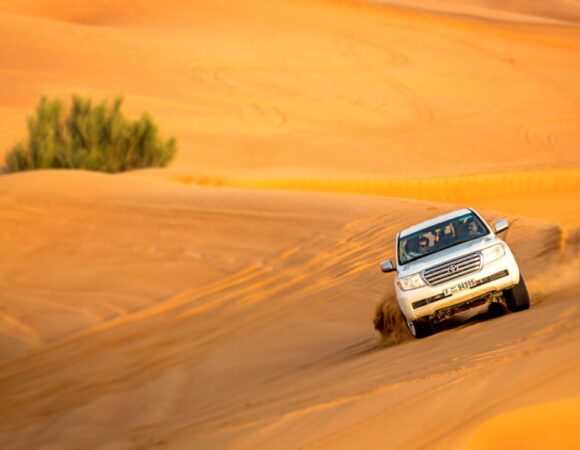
1 0 580 178
0 0 579 449
465 397 580 450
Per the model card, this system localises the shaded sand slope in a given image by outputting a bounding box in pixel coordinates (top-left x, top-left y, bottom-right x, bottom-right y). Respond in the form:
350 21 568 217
0 171 578 449
375 0 580 24
1 0 580 176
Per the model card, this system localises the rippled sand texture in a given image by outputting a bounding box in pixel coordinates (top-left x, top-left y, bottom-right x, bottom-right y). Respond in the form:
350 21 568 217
1 0 580 178
0 1 579 449
1 172 578 449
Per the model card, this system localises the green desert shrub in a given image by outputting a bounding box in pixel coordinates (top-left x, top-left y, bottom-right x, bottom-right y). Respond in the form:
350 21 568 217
4 95 177 173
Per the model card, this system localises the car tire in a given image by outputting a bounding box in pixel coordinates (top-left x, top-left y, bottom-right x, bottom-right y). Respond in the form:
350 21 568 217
404 314 434 339
504 275 530 312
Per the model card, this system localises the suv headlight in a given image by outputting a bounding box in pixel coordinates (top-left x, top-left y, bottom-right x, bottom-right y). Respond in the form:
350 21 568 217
481 243 506 265
396 273 426 291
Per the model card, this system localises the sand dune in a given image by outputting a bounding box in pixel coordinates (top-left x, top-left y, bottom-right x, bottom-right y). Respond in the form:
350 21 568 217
155 166 580 225
0 171 578 449
0 170 380 357
374 0 580 24
0 0 579 448
463 396 580 449
1 0 580 178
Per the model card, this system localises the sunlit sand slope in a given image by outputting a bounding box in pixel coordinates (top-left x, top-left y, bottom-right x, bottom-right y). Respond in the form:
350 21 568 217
0 171 578 449
161 166 580 225
463 397 580 450
1 0 580 177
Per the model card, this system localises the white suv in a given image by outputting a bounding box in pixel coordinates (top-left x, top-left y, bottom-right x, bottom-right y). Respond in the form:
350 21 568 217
380 208 529 338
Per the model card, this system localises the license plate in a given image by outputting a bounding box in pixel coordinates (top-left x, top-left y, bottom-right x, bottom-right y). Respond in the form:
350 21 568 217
443 279 476 296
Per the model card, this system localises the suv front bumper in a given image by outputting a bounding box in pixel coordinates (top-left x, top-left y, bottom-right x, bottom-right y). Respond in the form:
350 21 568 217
397 254 520 320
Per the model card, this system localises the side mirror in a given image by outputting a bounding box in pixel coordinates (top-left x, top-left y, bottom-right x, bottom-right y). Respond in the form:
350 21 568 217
494 218 509 234
380 259 396 273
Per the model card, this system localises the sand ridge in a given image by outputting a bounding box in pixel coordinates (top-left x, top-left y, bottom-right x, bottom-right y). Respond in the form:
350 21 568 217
155 166 580 225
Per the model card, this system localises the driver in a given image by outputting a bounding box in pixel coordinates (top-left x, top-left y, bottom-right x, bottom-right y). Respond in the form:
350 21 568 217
401 236 429 261
417 236 430 255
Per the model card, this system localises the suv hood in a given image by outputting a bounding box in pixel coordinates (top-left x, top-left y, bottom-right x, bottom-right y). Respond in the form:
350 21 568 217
397 234 499 276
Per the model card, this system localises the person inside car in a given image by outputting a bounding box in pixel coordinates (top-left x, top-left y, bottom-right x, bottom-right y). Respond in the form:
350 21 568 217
401 236 430 261
417 236 430 255
466 218 481 237
435 226 452 248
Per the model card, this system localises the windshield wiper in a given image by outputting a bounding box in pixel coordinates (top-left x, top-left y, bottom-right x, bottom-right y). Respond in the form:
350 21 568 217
443 236 478 251
403 250 436 265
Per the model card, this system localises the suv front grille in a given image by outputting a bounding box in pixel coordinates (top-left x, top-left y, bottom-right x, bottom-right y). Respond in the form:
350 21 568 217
423 252 482 286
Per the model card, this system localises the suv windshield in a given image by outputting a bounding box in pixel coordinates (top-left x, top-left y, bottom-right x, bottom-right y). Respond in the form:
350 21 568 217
398 212 489 265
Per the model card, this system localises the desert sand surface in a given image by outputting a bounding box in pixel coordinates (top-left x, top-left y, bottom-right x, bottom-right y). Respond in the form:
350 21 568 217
1 172 578 450
374 0 580 24
0 0 579 449
1 0 580 178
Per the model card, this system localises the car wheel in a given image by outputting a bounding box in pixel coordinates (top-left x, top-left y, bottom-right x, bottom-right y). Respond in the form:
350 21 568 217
404 315 434 339
504 275 530 312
